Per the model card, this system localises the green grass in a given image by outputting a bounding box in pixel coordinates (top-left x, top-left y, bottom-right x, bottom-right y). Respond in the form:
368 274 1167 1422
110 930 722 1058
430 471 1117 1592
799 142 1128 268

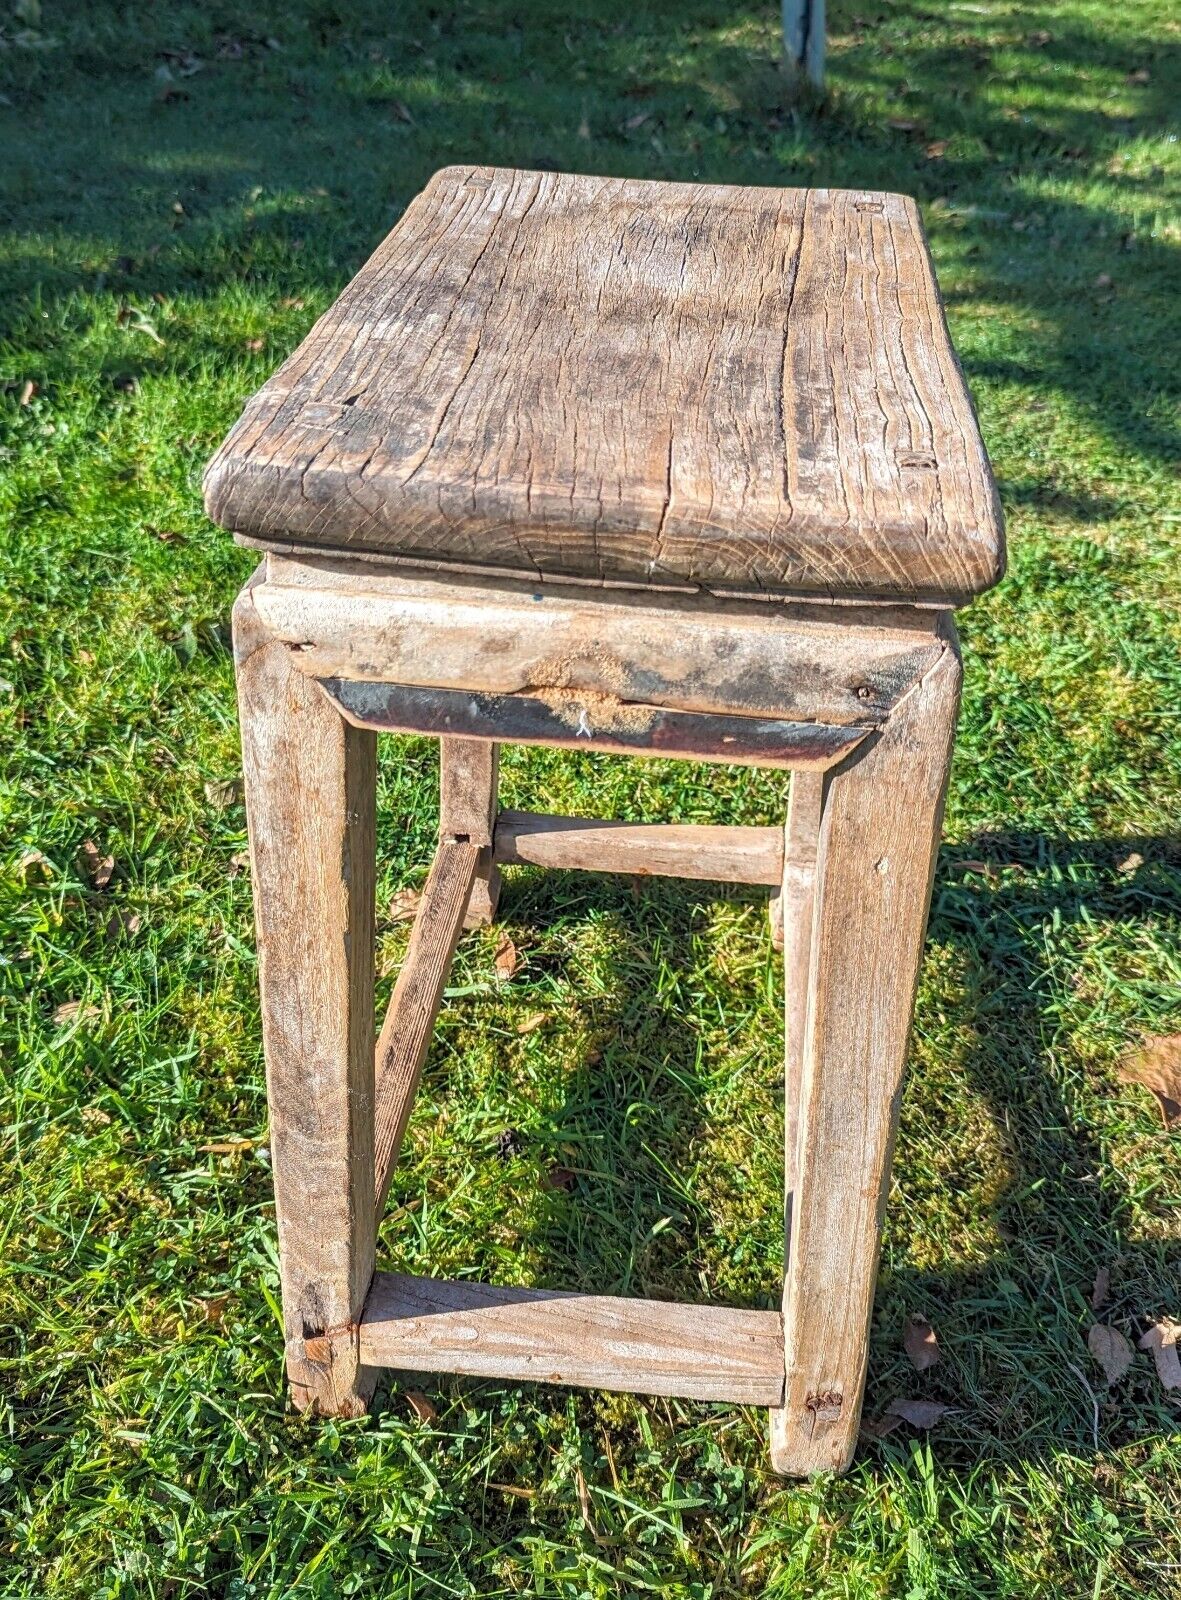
1 0 1180 1593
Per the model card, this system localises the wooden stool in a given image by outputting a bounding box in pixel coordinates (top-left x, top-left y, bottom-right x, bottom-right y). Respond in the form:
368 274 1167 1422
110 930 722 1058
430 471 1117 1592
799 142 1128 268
205 167 1003 1475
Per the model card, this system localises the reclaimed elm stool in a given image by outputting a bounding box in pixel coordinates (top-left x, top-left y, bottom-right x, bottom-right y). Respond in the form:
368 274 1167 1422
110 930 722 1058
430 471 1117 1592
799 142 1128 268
204 166 1003 1476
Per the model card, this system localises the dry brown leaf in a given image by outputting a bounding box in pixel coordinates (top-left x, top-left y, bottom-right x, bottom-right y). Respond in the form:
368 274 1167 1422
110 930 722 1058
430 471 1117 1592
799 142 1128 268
1090 1264 1111 1311
80 1104 112 1126
387 887 422 923
1116 851 1143 876
544 1164 577 1192
1087 1323 1134 1384
925 139 949 160
228 849 251 878
244 337 265 353
406 1389 438 1423
17 846 52 882
516 1011 550 1035
1119 1035 1181 1127
198 1137 255 1154
885 1397 949 1428
903 1314 941 1372
575 1465 594 1531
80 839 115 888
494 935 518 982
204 778 242 810
105 908 142 938
859 1409 904 1440
53 1000 100 1026
1138 1319 1181 1392
195 1294 231 1324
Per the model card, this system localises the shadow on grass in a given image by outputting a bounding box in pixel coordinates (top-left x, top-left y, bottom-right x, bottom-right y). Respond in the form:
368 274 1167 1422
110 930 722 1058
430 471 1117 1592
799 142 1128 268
422 830 1181 1466
3 0 1177 480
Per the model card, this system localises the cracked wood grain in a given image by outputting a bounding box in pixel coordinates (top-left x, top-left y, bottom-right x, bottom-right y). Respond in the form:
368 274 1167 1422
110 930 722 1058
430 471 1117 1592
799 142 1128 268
205 167 1003 604
234 572 378 1418
771 617 962 1474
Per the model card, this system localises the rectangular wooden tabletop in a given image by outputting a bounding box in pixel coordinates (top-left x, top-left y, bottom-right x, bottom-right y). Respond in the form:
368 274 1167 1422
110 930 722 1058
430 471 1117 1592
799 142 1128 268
205 166 1003 603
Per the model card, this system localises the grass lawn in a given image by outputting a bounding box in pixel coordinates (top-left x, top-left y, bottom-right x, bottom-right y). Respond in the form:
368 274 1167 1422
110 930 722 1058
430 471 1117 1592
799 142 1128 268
2 0 1180 1593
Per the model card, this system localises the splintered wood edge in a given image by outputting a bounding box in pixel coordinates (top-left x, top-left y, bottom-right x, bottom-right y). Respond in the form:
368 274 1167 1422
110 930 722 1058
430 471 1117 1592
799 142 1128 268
494 812 784 885
357 1273 786 1405
320 680 871 771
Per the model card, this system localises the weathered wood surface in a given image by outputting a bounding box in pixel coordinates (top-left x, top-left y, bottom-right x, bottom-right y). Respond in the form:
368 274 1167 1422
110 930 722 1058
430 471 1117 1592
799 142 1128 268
204 167 1003 604
495 811 784 885
234 572 377 1417
373 841 478 1217
252 557 947 725
323 678 870 772
772 619 962 1475
768 768 825 1459
440 738 500 927
359 1273 785 1403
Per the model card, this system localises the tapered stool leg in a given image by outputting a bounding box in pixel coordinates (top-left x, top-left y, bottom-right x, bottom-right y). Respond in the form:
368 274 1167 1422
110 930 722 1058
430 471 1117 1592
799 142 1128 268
441 737 500 927
771 622 962 1474
234 578 378 1417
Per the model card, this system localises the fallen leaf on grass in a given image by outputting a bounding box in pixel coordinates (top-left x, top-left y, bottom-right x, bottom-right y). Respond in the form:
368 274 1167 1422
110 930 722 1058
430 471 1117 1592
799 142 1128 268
198 1137 256 1154
543 1164 577 1192
516 1011 550 1034
494 935 518 982
405 1389 438 1423
244 337 265 353
861 1397 950 1438
80 839 115 888
106 909 142 938
904 1314 941 1371
194 1294 231 1323
19 379 37 406
1119 1035 1181 1127
1138 1319 1181 1392
1116 851 1143 876
495 1128 524 1160
886 1397 949 1428
1087 1323 1134 1383
53 1000 100 1027
17 847 52 882
1090 1265 1111 1311
925 140 949 160
227 850 251 877
387 887 421 923
204 778 243 810
152 526 185 544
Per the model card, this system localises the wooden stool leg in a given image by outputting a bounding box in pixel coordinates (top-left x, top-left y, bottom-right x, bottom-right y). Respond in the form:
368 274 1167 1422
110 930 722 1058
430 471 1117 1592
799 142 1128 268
235 579 378 1417
440 737 500 928
770 623 962 1474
